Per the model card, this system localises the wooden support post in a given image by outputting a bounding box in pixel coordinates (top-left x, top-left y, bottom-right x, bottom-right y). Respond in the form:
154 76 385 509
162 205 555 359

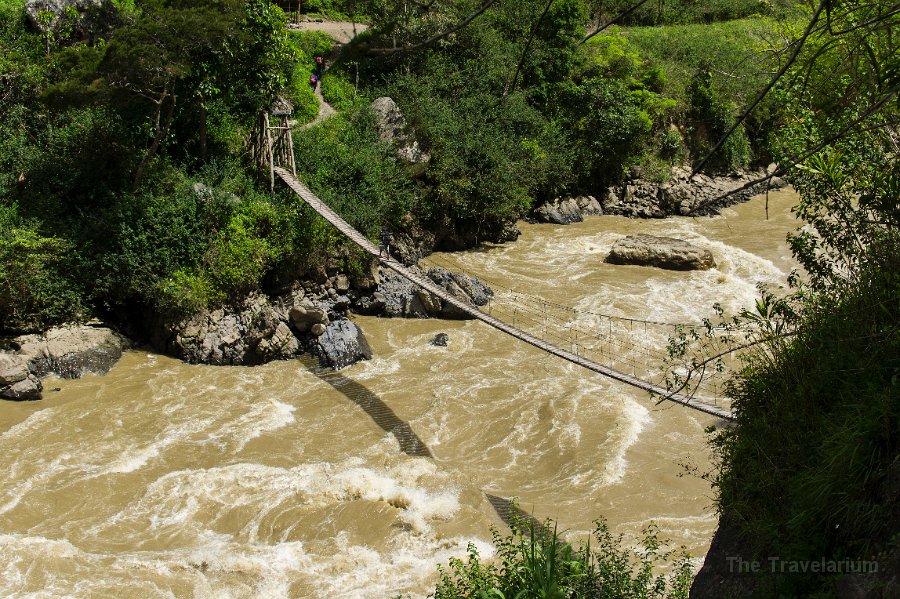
264 112 275 194
286 117 297 176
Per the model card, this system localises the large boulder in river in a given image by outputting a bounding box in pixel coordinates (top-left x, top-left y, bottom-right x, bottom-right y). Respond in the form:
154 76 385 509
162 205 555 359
15 324 129 379
373 265 493 319
606 234 716 271
166 293 300 365
534 196 602 225
309 319 372 369
371 97 430 170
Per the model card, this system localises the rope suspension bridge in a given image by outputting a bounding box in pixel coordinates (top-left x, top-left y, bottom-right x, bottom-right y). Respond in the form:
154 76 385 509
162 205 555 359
272 164 735 421
252 102 734 421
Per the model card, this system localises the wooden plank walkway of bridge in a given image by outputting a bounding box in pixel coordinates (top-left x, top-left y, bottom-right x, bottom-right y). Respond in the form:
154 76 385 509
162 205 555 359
275 167 734 421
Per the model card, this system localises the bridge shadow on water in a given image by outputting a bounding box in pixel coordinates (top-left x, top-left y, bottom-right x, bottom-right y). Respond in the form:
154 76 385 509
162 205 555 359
298 356 433 458
484 493 557 540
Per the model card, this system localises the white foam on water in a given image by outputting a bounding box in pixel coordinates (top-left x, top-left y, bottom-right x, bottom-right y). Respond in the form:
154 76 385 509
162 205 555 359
0 452 75 516
96 415 217 475
0 407 56 443
96 458 460 541
229 399 297 453
595 395 651 487
300 532 495 599
352 355 402 378
331 466 459 534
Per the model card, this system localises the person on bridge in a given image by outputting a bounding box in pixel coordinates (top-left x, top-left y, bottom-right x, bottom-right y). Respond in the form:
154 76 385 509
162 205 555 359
379 228 393 259
309 73 319 91
314 56 325 79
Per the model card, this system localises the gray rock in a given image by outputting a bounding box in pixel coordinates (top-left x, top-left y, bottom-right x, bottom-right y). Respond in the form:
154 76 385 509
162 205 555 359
334 273 351 292
416 289 442 315
374 265 492 320
350 260 381 291
289 305 329 333
15 325 128 379
0 353 43 401
0 353 30 386
430 333 449 347
352 292 386 315
603 166 789 218
497 221 521 242
534 197 584 225
427 267 493 307
371 97 430 168
606 234 716 271
310 319 372 369
164 294 303 365
576 195 603 216
1 375 42 401
25 0 114 37
332 295 351 312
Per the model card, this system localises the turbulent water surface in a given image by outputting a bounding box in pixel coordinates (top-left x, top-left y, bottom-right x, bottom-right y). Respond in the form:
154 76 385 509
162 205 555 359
1 190 800 598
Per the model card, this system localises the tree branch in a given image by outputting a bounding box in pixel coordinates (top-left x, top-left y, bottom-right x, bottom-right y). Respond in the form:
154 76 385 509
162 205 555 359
504 0 555 96
690 0 827 177
686 91 898 215
367 0 500 55
579 0 653 45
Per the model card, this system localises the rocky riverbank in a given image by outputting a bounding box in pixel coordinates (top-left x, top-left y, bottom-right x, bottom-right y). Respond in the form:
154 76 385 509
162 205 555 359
150 263 493 370
532 165 786 224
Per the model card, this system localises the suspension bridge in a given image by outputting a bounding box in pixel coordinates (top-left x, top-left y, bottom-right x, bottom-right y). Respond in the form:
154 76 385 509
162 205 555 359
272 165 735 421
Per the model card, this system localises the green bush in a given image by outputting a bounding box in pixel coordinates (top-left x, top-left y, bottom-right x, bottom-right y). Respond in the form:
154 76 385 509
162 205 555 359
623 19 773 105
433 515 693 598
687 68 751 172
287 29 333 62
321 73 359 111
612 0 797 25
155 270 222 317
711 245 900 596
289 70 321 123
551 78 652 188
0 205 82 332
293 107 418 237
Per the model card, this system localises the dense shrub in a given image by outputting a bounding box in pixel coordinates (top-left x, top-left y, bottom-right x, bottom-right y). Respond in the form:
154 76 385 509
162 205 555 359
321 73 360 111
0 206 81 332
711 243 900 596
686 68 751 172
433 516 693 598
293 107 418 237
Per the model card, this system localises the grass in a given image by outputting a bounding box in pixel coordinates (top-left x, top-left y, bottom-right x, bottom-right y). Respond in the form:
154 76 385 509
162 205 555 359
621 18 778 105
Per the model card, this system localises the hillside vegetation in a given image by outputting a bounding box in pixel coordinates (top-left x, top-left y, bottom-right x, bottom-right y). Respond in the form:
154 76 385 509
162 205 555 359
0 0 786 333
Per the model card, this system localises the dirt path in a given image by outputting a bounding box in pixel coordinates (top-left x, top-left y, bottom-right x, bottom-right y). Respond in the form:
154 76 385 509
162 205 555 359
288 20 369 44
293 21 368 128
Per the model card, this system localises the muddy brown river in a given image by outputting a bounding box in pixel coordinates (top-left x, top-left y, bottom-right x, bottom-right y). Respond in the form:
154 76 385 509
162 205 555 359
0 190 800 598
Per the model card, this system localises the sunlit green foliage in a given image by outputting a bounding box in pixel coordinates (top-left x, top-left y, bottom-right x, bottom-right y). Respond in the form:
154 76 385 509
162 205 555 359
294 107 418 237
433 516 693 598
0 206 81 333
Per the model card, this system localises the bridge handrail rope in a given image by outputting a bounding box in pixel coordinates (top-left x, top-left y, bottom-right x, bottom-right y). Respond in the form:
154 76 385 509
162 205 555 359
274 167 734 421
472 287 742 389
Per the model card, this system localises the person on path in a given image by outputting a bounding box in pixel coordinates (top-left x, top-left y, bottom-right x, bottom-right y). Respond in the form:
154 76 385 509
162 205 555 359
309 73 319 91
314 56 325 79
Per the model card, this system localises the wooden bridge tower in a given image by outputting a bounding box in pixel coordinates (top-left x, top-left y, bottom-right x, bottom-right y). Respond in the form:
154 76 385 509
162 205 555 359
250 101 297 193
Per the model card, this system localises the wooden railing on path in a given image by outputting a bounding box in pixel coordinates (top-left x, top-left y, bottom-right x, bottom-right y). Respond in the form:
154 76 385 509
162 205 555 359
274 166 734 421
